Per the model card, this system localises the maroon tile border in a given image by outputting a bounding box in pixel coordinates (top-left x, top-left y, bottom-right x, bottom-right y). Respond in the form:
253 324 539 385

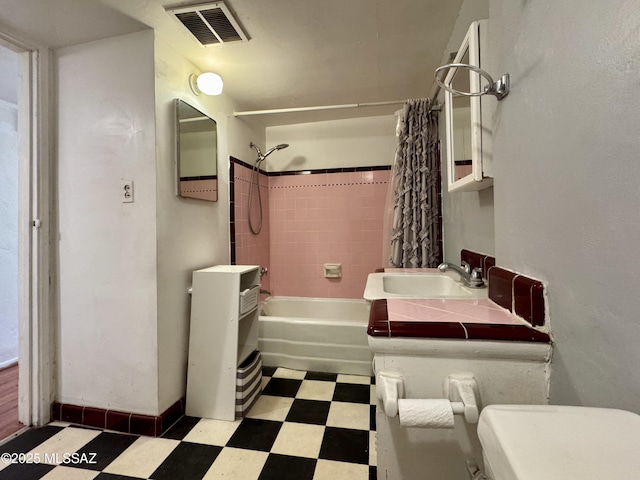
130 414 158 437
266 165 391 177
60 404 83 424
229 160 236 265
488 266 517 311
514 276 545 327
460 249 546 327
485 266 546 328
51 398 185 437
463 323 550 342
106 410 130 433
230 156 266 175
83 407 107 429
367 297 550 343
229 156 391 177
367 300 390 336
460 249 485 274
461 249 496 278
484 256 495 273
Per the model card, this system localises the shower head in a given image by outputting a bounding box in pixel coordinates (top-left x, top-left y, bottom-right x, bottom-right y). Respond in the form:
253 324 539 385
263 143 289 158
250 142 289 163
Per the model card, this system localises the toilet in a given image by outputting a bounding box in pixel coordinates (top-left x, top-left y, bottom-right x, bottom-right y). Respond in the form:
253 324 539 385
477 404 640 479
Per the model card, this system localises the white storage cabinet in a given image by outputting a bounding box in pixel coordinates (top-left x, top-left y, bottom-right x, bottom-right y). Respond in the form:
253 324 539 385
186 265 260 421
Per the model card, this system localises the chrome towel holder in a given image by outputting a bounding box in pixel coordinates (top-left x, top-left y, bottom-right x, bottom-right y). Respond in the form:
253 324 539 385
435 63 510 101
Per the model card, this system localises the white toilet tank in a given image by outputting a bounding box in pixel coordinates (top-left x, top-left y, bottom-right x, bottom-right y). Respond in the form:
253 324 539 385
478 404 640 480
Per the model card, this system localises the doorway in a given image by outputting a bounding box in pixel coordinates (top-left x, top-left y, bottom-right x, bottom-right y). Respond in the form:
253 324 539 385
0 30 53 441
0 42 20 441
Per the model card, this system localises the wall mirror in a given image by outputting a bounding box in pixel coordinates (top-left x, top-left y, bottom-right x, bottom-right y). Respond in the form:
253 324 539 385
442 20 493 192
175 99 218 202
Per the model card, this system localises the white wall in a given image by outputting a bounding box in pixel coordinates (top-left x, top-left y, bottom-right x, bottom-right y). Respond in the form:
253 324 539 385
266 115 397 172
438 0 495 262
0 100 18 368
490 0 640 410
154 35 264 413
57 31 160 415
56 30 265 416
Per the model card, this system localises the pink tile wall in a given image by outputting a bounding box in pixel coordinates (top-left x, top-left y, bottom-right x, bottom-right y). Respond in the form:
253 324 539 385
234 163 271 293
268 170 389 299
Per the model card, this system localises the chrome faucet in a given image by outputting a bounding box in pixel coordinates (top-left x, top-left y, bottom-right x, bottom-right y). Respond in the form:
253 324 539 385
438 261 485 288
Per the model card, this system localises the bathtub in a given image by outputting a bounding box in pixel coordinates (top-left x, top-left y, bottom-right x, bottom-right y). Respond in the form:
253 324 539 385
258 296 373 376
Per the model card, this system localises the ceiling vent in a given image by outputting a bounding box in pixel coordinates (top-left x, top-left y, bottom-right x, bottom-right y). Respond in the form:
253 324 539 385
166 1 249 46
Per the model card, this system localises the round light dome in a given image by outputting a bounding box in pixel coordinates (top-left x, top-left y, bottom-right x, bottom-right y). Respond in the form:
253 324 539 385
196 72 224 96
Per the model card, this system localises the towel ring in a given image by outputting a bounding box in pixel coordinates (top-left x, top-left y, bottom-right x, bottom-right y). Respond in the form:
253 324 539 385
435 63 510 101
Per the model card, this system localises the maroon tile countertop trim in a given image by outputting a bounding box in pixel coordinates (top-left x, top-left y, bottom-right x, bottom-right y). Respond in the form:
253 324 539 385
390 321 468 339
367 298 550 343
463 323 550 342
51 398 185 437
367 300 390 336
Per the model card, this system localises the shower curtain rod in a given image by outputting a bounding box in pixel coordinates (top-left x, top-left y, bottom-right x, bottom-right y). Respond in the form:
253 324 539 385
234 101 443 117
234 100 406 117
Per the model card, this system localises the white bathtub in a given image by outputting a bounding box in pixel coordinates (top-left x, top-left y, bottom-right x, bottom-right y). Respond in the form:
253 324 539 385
258 296 373 376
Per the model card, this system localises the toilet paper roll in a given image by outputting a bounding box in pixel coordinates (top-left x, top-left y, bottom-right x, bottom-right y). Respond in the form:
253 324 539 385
397 399 455 429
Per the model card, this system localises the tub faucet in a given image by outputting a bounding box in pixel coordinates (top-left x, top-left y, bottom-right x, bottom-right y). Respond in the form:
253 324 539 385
438 262 485 288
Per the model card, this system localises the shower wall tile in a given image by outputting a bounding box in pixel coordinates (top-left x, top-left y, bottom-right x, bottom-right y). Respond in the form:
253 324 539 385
231 160 390 299
233 160 271 293
269 169 389 299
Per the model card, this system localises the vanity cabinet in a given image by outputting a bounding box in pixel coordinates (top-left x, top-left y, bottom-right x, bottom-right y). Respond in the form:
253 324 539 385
186 265 260 421
443 20 494 192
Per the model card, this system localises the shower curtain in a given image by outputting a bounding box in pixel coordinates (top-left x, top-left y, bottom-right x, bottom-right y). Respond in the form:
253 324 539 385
385 98 441 268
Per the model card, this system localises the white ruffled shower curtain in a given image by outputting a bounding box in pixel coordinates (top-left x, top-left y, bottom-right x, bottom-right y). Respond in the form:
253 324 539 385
382 98 441 268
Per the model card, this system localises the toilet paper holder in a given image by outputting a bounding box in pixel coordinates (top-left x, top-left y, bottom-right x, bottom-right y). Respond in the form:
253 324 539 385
377 372 404 418
444 373 480 424
376 371 480 424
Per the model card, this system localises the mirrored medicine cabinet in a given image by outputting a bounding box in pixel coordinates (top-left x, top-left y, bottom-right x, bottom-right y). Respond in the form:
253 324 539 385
442 20 494 192
175 99 218 202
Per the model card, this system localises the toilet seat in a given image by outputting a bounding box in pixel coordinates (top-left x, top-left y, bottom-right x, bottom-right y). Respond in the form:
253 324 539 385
477 404 640 480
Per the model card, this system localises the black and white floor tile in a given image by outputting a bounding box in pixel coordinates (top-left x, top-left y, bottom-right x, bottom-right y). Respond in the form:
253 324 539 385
0 368 377 480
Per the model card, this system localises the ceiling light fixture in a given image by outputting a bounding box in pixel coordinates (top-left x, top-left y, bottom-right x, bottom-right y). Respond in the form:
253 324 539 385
189 72 224 96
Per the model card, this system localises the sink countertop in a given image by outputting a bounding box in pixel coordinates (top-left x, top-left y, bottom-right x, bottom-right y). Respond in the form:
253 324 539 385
366 269 551 343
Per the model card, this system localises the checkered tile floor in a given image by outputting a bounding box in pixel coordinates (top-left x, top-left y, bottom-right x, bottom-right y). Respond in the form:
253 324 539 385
0 367 377 480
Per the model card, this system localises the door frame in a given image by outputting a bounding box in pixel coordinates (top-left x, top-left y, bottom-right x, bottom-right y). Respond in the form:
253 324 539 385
0 28 54 427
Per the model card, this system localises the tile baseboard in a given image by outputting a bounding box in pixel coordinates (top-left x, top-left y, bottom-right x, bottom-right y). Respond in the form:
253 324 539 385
50 398 185 437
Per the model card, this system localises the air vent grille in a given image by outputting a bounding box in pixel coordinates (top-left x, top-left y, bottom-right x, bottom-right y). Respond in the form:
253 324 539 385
175 12 220 45
167 1 249 46
201 9 242 42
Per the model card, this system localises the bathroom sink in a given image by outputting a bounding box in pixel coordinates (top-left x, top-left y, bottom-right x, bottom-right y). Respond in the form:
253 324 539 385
383 274 469 296
364 270 488 300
